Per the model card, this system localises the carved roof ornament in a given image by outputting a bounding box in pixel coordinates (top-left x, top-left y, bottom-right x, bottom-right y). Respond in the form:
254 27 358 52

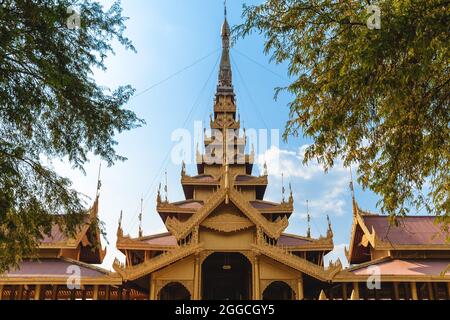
117 210 123 239
181 161 186 177
306 200 311 238
157 183 162 205
288 182 294 204
164 170 169 202
281 173 285 203
327 214 333 238
263 161 268 176
138 197 144 238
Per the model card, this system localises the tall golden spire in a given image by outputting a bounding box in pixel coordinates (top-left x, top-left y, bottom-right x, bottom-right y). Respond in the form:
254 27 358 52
217 0 233 94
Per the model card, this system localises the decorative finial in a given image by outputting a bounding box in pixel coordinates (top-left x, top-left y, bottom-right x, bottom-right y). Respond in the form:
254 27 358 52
288 182 293 203
181 161 186 177
224 0 227 18
117 210 123 238
96 162 102 197
263 161 268 176
138 197 143 238
306 200 311 238
164 170 168 202
327 214 333 238
281 173 285 202
157 183 162 204
349 166 358 216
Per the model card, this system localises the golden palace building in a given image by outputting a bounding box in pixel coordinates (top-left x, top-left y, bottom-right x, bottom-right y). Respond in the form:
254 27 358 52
0 15 449 301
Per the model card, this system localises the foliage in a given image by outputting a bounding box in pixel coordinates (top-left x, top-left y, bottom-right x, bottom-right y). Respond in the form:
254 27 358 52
0 0 143 272
236 0 449 223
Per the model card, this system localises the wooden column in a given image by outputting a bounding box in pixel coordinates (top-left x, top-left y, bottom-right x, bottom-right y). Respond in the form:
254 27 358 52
393 282 399 300
126 289 131 300
447 282 450 299
254 256 260 300
34 285 41 301
352 282 360 300
0 285 3 300
427 283 434 300
342 283 348 300
193 256 200 300
92 285 99 300
52 285 59 300
17 285 24 300
410 282 418 300
149 277 156 300
297 274 304 300
105 286 110 300
70 289 76 300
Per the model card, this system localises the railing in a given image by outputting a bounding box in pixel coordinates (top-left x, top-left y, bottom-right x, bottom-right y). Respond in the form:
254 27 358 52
166 189 226 240
253 241 341 281
113 242 203 281
230 188 288 239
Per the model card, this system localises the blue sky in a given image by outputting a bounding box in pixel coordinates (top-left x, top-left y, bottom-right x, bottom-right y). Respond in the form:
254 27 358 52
55 0 383 268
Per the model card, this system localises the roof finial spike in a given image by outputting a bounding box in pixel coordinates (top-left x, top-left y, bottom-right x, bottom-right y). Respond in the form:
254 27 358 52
164 170 168 202
288 182 293 203
263 161 268 176
327 214 333 238
138 197 143 238
117 210 123 238
281 173 285 202
224 0 227 18
157 183 162 204
349 166 358 216
96 162 102 197
306 200 311 238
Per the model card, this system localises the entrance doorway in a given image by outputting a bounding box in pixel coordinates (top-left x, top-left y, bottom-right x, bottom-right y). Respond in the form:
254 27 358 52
202 252 252 300
262 281 295 300
158 282 191 300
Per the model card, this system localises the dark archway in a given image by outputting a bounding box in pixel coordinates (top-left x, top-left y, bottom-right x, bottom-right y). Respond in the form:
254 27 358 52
262 281 295 300
158 282 191 300
202 252 252 300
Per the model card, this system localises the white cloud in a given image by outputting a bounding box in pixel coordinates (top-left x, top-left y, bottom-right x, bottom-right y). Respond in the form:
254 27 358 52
324 244 349 268
259 146 351 218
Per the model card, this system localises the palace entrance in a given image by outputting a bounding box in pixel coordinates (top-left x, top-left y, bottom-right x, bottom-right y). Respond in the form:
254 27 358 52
202 252 252 300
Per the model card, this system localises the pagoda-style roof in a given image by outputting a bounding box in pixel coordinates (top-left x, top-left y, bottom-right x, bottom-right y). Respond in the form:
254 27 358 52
346 201 450 264
38 197 106 264
196 153 255 175
0 258 121 285
250 200 293 215
278 233 333 252
181 173 267 199
117 232 178 252
334 257 450 282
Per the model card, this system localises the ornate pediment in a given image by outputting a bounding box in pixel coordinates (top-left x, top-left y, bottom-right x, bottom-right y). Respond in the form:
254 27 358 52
201 212 254 233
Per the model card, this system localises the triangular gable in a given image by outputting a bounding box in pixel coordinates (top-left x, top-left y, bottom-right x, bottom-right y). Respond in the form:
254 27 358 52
165 188 288 241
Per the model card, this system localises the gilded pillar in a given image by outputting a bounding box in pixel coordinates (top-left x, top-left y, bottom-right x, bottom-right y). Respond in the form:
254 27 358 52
297 274 304 300
17 285 23 300
92 285 99 300
34 285 41 301
393 282 399 300
427 283 434 300
254 256 260 300
0 285 3 300
352 282 360 300
105 285 111 300
341 283 347 300
410 282 418 300
193 256 200 300
149 276 156 300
